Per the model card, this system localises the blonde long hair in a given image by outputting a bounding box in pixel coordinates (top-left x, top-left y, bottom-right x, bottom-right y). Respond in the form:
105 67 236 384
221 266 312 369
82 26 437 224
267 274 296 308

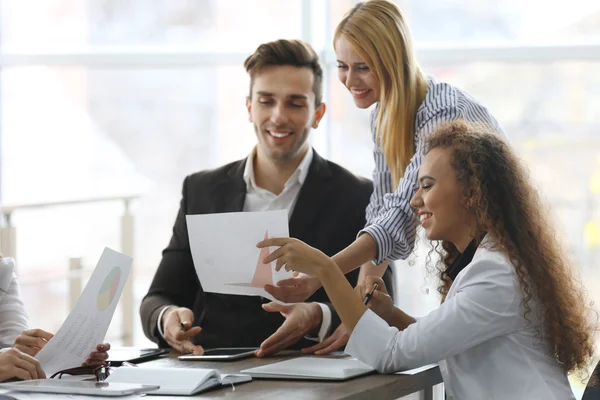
335 0 428 188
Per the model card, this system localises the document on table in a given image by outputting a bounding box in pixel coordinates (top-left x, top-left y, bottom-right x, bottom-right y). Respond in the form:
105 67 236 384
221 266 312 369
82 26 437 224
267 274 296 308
36 247 132 376
186 210 294 303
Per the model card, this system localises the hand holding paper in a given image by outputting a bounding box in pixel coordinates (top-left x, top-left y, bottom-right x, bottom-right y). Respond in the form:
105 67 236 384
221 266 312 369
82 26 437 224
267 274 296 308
35 248 132 377
256 237 336 277
186 210 294 303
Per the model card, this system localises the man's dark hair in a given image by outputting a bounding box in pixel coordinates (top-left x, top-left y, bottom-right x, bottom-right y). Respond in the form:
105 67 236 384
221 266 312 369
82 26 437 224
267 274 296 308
244 39 323 106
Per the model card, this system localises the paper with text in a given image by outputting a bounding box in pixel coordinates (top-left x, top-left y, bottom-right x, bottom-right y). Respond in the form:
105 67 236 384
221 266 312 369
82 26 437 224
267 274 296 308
186 210 293 303
36 248 132 376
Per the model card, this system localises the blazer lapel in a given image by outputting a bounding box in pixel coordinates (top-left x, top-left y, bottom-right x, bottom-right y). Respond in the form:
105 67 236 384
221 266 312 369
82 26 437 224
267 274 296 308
213 159 247 213
289 150 333 240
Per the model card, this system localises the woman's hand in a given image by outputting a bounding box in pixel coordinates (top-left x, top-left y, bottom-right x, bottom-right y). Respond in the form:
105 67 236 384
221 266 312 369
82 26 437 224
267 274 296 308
82 343 111 366
14 329 54 357
359 276 395 324
257 238 337 278
0 348 45 382
15 329 110 367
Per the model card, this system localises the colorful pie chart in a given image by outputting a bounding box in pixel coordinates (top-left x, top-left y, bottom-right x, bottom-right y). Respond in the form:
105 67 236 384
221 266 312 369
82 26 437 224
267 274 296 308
97 267 121 311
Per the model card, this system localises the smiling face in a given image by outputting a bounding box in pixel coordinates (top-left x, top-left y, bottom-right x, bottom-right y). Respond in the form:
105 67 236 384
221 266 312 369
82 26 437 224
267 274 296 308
410 148 477 251
246 65 325 164
334 35 381 109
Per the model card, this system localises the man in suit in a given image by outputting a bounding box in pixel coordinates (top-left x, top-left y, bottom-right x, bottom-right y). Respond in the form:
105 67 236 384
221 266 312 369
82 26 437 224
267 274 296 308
140 39 394 356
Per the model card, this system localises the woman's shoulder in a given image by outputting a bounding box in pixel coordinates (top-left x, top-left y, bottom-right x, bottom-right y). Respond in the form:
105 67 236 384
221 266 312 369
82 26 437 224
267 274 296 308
417 77 492 116
418 77 459 112
415 76 503 136
455 240 517 286
419 77 484 113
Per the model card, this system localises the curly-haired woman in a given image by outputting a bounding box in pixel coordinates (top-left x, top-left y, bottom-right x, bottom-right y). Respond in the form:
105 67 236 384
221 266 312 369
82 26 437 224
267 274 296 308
259 121 596 399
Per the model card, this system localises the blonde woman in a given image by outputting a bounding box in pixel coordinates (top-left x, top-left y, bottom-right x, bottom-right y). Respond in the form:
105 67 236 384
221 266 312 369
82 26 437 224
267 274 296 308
273 0 504 299
268 0 506 353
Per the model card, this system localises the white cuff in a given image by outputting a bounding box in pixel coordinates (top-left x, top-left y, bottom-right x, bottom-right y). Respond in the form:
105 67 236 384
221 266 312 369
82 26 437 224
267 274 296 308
156 306 174 338
304 302 331 342
317 303 332 342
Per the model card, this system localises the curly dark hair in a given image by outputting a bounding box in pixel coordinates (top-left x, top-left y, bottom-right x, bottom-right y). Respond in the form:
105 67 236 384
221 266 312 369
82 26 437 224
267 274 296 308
426 120 596 376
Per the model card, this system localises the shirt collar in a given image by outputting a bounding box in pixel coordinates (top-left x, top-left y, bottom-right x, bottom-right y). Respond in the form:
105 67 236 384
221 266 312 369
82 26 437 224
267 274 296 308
243 146 313 192
444 232 488 282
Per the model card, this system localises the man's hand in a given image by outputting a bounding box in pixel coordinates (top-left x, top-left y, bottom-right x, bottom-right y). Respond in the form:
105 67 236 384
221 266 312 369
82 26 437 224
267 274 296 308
162 307 204 355
0 348 45 382
302 323 349 355
359 276 395 324
264 272 322 304
82 343 111 366
256 302 322 357
300 285 363 355
14 328 54 356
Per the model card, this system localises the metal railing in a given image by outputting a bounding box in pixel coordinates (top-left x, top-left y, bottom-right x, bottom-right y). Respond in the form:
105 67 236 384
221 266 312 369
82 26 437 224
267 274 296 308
0 195 138 346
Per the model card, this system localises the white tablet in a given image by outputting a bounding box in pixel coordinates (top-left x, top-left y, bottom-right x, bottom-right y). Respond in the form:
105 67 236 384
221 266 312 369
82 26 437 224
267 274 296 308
0 379 160 397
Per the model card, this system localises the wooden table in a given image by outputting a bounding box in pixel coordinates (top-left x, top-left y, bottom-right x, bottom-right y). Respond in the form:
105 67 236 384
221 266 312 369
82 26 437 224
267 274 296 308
139 351 443 399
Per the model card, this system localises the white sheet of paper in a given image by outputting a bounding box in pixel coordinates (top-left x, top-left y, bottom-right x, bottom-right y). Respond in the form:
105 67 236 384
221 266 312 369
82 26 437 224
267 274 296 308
186 210 294 303
395 363 437 375
36 247 132 377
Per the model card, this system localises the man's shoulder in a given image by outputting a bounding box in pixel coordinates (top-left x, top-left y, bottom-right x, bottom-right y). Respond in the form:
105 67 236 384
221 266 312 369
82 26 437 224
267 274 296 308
323 159 373 193
326 160 373 203
184 159 245 189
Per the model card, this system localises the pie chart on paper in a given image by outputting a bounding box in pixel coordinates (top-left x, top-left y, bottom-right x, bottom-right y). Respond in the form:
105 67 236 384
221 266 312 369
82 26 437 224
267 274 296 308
97 267 121 312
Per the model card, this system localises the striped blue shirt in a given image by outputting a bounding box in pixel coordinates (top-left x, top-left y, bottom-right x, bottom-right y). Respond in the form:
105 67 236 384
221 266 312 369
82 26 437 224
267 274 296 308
362 76 504 264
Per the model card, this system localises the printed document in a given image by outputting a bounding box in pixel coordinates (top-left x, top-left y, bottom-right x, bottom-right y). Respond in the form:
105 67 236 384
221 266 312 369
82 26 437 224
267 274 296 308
186 210 294 303
36 248 132 376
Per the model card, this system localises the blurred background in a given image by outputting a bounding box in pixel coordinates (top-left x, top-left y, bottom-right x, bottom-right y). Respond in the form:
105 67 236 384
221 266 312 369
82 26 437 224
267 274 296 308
0 0 599 395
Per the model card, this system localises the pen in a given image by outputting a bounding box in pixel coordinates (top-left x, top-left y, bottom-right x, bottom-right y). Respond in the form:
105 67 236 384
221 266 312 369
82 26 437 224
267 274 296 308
363 283 379 305
180 322 189 332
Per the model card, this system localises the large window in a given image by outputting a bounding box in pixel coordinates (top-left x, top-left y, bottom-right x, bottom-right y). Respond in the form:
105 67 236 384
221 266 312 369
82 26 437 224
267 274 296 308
1 3 599 394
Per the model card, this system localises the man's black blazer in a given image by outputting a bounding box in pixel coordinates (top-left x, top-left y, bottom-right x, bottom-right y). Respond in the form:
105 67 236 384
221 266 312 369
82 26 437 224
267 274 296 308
140 149 394 349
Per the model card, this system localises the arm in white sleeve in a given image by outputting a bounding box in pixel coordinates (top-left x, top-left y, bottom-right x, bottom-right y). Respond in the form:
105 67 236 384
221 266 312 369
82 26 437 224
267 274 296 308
345 257 521 373
0 258 30 345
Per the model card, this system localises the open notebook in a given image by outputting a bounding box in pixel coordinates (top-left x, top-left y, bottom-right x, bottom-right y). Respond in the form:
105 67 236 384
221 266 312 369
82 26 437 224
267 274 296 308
105 367 251 395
